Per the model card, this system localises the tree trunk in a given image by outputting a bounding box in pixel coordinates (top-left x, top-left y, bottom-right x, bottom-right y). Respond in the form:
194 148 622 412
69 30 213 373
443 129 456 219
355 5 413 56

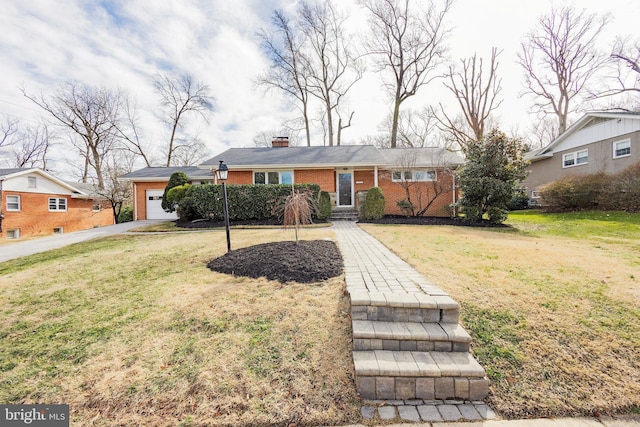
390 99 401 148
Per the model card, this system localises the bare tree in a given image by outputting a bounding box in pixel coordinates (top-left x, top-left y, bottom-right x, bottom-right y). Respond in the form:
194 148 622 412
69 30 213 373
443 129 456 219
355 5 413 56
362 0 453 148
93 153 134 223
257 10 313 146
377 108 439 148
299 0 363 146
387 148 454 216
1 115 19 149
170 136 210 166
154 73 213 166
115 98 153 167
434 48 503 152
587 36 640 110
22 82 125 188
12 123 53 169
518 6 609 134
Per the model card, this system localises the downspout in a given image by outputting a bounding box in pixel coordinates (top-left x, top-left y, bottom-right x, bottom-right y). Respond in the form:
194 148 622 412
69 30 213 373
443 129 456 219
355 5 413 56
133 182 138 221
374 166 378 187
0 178 4 232
451 172 457 218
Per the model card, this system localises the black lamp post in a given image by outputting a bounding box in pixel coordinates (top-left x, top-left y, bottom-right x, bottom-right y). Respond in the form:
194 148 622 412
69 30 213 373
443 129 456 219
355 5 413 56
216 160 231 252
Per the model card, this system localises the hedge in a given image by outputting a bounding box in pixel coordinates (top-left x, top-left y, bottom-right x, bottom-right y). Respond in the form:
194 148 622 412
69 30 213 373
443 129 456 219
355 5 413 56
538 161 640 212
178 184 321 221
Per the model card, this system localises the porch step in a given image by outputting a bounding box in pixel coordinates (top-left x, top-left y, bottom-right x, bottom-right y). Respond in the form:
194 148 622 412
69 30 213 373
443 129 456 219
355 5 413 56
352 320 471 352
330 208 359 221
354 350 488 400
350 292 460 324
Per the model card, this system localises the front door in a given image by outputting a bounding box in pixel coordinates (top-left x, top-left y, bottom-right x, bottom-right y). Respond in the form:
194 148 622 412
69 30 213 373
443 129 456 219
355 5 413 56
337 171 353 207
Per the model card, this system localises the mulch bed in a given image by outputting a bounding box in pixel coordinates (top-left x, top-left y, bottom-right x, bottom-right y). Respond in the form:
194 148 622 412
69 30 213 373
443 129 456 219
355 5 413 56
207 240 343 283
359 215 510 228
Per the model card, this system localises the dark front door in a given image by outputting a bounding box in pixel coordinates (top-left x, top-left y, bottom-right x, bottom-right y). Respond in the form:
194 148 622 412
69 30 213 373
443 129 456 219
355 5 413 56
337 171 353 206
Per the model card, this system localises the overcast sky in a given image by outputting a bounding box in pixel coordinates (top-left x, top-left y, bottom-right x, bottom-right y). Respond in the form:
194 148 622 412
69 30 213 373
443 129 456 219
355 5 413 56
1 0 638 172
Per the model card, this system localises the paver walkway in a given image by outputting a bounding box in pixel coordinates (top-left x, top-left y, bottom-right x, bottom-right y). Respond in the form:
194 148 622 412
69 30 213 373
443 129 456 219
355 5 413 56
332 221 495 423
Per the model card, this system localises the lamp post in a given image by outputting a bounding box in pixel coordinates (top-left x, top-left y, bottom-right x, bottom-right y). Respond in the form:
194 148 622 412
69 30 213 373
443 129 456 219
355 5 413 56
216 160 231 252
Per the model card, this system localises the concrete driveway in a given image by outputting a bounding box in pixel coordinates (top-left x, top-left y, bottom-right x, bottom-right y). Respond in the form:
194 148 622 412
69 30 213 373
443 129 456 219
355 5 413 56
0 220 164 263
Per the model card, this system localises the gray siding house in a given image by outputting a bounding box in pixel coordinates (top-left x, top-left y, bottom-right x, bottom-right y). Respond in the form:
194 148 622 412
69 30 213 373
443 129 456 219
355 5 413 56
524 112 640 202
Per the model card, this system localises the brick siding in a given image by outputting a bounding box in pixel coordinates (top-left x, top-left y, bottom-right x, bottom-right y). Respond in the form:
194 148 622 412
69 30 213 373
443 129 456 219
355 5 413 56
1 192 113 238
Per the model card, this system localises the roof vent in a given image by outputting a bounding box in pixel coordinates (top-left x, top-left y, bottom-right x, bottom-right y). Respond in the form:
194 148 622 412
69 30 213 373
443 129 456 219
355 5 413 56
272 136 289 147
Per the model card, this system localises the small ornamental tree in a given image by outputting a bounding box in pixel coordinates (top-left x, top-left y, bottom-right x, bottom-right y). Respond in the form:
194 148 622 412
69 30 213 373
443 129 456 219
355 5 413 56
363 187 385 220
457 129 528 223
162 171 189 212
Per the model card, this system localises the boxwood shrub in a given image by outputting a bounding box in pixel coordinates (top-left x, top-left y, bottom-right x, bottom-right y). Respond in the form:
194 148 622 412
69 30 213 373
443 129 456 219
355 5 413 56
179 183 321 221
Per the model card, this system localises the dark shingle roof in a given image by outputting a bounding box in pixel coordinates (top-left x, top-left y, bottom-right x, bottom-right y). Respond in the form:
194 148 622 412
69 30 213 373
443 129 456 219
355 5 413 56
200 145 387 168
119 166 212 180
0 168 28 177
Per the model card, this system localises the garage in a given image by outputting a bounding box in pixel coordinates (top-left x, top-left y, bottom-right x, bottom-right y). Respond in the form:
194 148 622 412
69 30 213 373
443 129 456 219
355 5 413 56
146 190 178 220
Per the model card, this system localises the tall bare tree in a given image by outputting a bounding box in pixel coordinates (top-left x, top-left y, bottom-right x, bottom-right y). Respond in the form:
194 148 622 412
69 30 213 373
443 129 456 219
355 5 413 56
22 82 124 188
299 0 363 146
588 36 640 110
362 0 453 148
518 6 609 135
257 10 313 146
434 48 503 152
378 108 440 148
154 73 213 166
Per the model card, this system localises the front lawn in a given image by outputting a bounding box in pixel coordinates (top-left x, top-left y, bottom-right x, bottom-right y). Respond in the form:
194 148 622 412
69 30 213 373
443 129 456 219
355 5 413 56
0 229 360 426
360 210 640 418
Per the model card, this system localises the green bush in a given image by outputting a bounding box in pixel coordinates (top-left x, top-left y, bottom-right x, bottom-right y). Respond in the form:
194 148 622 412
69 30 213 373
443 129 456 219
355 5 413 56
396 199 414 217
539 172 607 212
363 187 385 220
162 171 190 212
183 183 321 221
166 184 191 211
507 187 530 210
117 205 133 223
317 191 332 220
176 196 198 221
600 161 640 212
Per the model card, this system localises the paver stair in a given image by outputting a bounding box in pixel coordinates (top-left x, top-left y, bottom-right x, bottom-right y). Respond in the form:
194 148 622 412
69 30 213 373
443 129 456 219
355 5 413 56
330 208 359 221
350 292 489 401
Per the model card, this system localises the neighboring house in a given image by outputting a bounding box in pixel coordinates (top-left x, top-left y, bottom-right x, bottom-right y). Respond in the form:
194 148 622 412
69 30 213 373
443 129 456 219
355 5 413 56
0 168 114 239
524 112 640 202
120 138 464 220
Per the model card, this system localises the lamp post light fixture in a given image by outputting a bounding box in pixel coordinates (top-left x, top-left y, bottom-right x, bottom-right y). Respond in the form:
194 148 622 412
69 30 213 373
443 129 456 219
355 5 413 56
217 160 231 253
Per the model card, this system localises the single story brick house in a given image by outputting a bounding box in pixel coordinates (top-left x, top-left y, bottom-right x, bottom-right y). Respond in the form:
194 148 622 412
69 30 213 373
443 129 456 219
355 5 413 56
523 112 640 202
121 138 464 220
0 168 114 239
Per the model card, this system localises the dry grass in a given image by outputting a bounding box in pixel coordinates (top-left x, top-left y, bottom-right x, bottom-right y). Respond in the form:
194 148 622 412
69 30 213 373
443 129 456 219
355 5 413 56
360 212 640 418
0 228 360 426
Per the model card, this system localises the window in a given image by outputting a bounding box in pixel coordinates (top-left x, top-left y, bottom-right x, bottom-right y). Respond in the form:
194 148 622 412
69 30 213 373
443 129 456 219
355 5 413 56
53 227 64 234
253 171 294 185
28 176 37 188
531 190 541 199
6 229 20 239
563 149 588 168
613 139 631 159
6 195 20 211
49 197 67 211
392 169 436 182
92 201 101 212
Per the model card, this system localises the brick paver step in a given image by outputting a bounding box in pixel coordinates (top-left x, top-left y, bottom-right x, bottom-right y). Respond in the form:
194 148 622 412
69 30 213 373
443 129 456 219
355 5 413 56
353 350 486 378
352 320 471 352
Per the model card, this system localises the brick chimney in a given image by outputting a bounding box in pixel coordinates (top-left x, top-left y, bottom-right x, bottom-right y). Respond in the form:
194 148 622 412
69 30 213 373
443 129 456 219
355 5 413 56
271 136 289 147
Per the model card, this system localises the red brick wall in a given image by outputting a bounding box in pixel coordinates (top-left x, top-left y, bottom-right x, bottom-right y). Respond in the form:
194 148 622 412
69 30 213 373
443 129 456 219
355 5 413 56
226 171 253 185
294 169 336 191
132 182 167 220
1 192 113 238
377 169 456 217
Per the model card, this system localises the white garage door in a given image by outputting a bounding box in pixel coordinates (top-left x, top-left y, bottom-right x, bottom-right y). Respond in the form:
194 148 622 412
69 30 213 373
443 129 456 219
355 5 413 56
146 190 178 220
